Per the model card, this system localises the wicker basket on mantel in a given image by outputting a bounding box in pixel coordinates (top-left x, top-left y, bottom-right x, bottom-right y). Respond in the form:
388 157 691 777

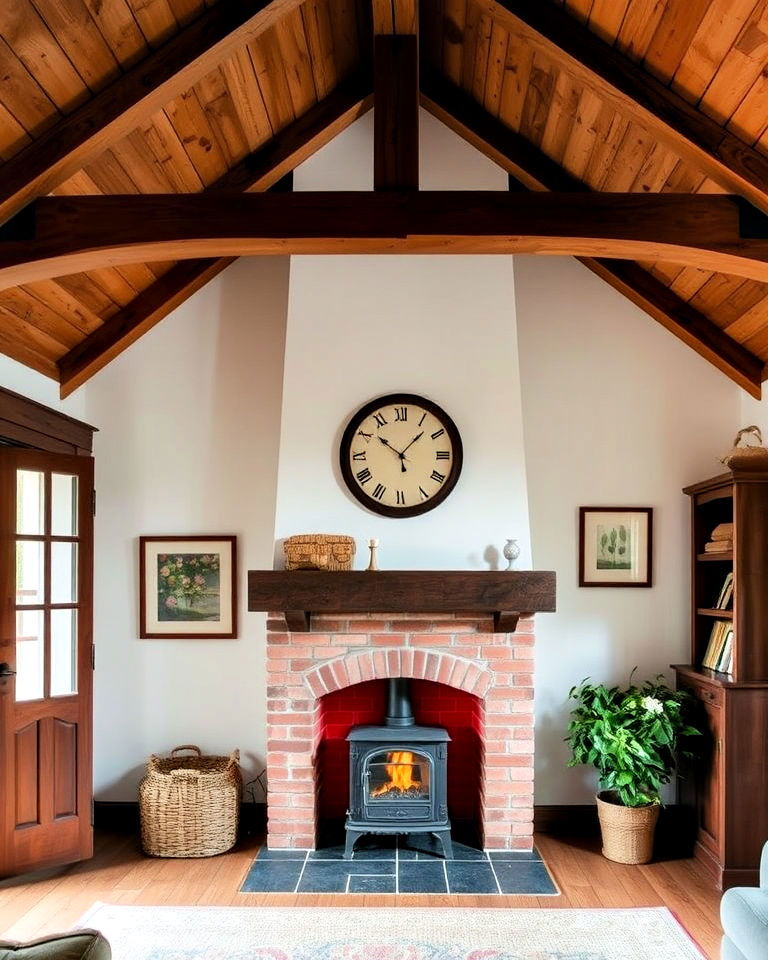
283 534 356 570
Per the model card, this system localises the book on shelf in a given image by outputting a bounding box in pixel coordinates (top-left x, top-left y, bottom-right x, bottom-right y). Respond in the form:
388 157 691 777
714 571 734 610
702 620 733 671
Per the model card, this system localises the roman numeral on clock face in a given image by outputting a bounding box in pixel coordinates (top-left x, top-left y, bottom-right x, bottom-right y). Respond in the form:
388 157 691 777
356 467 372 484
431 470 446 483
436 450 450 460
373 412 387 427
431 428 445 440
352 451 366 461
396 490 406 505
419 486 429 500
357 430 372 442
373 483 386 500
394 406 407 421
418 412 427 426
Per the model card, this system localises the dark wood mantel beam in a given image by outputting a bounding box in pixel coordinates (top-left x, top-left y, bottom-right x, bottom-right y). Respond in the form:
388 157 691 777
56 76 373 398
0 0 305 227
420 70 764 399
4 191 768 289
482 0 768 215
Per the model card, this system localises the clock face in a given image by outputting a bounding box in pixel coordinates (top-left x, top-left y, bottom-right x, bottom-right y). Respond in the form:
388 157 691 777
339 394 463 518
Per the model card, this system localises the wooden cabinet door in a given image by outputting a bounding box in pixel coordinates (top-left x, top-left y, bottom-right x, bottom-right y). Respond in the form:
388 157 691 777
698 694 724 858
0 449 94 877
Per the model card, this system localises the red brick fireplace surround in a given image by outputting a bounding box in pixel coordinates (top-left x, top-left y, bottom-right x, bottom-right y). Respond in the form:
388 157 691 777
264 612 536 851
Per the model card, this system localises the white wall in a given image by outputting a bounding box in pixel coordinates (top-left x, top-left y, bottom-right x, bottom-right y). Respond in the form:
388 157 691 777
84 257 289 797
274 111 532 571
0 354 87 421
515 255 740 803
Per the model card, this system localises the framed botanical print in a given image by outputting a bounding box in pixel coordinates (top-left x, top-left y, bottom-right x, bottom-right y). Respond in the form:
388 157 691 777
579 507 653 588
139 535 237 638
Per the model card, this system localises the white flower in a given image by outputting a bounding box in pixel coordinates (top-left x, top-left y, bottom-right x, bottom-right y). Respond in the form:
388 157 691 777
641 696 664 714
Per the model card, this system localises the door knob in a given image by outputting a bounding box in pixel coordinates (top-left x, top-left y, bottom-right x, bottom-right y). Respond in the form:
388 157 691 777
0 662 16 677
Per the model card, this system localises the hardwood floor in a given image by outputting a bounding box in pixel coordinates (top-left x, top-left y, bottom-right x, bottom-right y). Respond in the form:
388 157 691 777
0 831 722 958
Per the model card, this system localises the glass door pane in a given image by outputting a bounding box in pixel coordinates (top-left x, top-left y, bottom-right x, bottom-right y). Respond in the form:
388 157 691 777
51 609 77 696
16 470 44 535
51 542 77 603
51 474 78 536
15 609 44 702
16 540 44 605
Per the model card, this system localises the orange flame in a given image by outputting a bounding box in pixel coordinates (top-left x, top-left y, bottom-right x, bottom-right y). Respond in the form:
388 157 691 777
370 751 421 798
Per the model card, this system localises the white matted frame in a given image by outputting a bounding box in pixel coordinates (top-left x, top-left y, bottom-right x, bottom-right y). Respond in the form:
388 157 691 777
579 507 653 588
139 535 237 638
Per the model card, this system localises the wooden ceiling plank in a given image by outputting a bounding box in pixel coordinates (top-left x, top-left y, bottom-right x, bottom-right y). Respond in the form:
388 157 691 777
194 66 252 168
0 287 84 349
165 0 206 29
539 71 580 166
164 86 230 185
615 0 670 64
584 111 631 190
125 0 179 47
112 263 165 291
563 0 593 27
0 0 306 225
714 278 768 327
56 74 374 396
84 267 141 308
586 0 631 46
442 0 467 85
471 13 495 104
482 20 510 117
22 279 103 334
51 168 102 196
728 72 768 146
81 0 148 67
518 51 557 147
558 86 603 180
668 266 713 302
55 274 120 318
0 34 58 136
672 0 760 104
0 104 33 163
461 0 483 90
137 111 206 193
0 0 90 112
497 29 535 131
326 0 360 77
219 47 275 151
82 148 141 195
274 8 319 117
301 0 335 100
696 0 768 126
0 321 61 380
248 30 297 133
628 141 680 193
114 130 179 192
29 0 122 92
688 273 747 316
374 35 419 189
482 0 768 213
723 292 768 342
0 303 72 360
642 0 711 84
598 122 655 192
419 70 763 397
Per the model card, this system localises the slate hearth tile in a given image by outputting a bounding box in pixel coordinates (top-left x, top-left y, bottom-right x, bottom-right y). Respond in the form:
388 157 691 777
492 859 558 895
309 840 397 861
255 847 308 860
445 860 499 894
241 859 304 893
398 860 448 893
298 860 395 893
488 848 543 861
399 835 486 861
347 874 397 893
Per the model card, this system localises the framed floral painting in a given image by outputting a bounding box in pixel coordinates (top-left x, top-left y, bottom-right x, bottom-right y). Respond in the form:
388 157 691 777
139 536 237 638
579 508 653 588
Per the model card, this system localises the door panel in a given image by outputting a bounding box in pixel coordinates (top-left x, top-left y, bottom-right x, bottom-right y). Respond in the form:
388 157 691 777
0 449 93 877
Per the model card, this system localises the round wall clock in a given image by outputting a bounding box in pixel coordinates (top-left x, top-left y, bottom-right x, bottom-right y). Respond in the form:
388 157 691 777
339 393 463 518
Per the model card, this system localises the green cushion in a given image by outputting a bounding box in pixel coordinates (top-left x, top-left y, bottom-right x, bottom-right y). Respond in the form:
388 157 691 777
0 931 110 960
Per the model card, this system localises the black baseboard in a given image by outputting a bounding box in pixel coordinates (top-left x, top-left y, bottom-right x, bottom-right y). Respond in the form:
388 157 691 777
94 800 266 835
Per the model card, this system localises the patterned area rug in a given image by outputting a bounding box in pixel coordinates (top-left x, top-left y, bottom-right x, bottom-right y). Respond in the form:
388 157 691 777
78 903 704 960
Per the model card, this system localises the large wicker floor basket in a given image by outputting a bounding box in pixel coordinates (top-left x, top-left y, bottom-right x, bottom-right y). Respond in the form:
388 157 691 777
139 745 242 858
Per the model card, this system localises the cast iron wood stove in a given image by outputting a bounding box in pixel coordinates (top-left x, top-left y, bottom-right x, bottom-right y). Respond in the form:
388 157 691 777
344 678 452 859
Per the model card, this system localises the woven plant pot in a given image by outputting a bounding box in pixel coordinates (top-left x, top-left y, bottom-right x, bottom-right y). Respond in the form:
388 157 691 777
139 745 242 858
596 791 659 865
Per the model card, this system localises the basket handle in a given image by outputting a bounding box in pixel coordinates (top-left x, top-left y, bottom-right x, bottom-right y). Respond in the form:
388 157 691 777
733 425 763 448
170 744 202 758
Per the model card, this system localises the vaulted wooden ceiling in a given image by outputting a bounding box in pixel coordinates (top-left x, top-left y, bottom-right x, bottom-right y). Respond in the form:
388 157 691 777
2 0 768 397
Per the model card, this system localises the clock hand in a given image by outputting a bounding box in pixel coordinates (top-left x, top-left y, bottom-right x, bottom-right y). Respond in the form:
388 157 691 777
400 431 424 455
379 435 410 472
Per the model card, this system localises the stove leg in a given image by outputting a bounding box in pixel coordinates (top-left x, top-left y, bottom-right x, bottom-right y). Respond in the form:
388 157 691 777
344 829 363 860
434 830 453 860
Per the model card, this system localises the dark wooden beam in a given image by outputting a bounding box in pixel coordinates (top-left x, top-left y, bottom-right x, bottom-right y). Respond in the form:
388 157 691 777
0 0 305 227
248 570 556 633
57 77 373 397
4 192 768 288
374 35 419 190
421 70 764 399
482 0 768 215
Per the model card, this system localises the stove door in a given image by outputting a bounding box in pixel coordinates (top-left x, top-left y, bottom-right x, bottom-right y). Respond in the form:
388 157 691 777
364 749 433 822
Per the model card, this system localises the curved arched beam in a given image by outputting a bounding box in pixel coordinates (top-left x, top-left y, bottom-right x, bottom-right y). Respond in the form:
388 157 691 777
2 192 768 288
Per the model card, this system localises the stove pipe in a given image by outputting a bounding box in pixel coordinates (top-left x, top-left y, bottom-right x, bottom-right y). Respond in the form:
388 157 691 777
385 677 415 727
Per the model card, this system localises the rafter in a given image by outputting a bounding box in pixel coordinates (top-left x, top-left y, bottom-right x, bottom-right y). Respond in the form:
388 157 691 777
480 0 768 215
420 69 764 398
0 0 305 227
2 192 768 289
374 36 419 190
56 75 374 397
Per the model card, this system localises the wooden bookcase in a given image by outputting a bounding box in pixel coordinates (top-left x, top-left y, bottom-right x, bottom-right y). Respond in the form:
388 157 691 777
673 470 768 890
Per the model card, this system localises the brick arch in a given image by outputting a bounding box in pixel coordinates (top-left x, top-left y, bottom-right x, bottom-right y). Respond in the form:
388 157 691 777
303 647 494 700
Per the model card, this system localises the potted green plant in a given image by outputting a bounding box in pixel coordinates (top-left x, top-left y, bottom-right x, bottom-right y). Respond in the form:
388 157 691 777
566 673 701 864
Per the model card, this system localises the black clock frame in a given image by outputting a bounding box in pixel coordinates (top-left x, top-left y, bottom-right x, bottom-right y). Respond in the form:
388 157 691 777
339 393 463 518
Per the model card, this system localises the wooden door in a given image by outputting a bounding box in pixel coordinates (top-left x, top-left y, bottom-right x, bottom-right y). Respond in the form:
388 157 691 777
698 693 724 859
0 449 94 876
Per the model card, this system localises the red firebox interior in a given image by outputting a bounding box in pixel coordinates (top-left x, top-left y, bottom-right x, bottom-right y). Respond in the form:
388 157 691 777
316 678 484 829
